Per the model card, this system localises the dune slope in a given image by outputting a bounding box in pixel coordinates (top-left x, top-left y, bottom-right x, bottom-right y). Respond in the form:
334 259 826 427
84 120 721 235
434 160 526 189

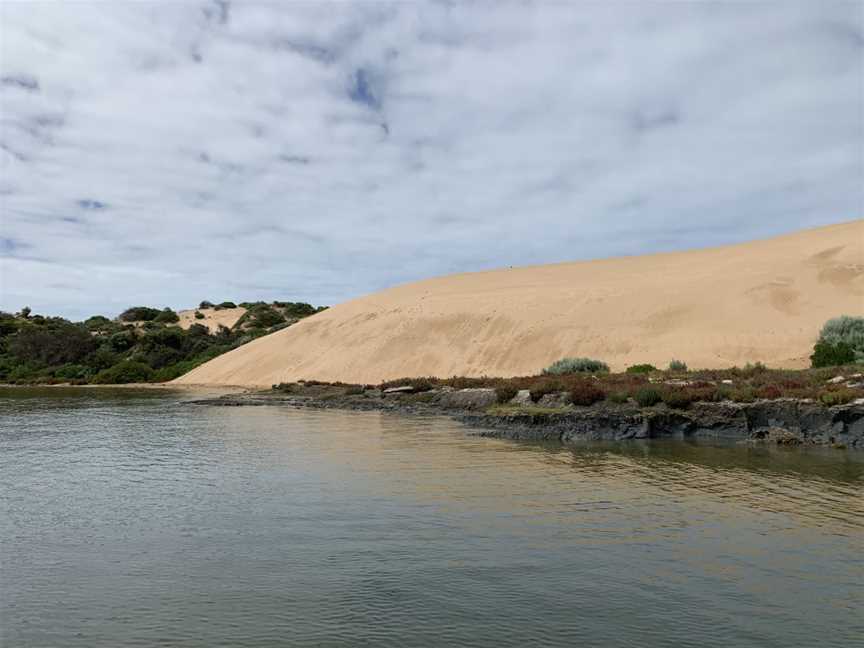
176 221 864 386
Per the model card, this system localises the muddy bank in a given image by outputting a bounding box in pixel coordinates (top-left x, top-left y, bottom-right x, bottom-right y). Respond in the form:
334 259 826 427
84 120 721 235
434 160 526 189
189 385 864 449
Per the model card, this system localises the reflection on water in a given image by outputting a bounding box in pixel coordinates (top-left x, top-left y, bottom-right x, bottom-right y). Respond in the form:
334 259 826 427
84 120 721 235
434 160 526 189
1 389 862 648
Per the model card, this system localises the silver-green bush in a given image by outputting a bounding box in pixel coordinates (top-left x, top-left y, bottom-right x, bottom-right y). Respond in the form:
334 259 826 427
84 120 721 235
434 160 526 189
542 357 609 375
817 315 864 362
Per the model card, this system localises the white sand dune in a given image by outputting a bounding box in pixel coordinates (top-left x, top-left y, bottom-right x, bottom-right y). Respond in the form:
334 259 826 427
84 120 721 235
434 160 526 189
176 221 864 387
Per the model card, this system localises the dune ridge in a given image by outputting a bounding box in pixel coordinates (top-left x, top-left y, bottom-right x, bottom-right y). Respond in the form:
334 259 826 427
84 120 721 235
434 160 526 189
176 221 864 387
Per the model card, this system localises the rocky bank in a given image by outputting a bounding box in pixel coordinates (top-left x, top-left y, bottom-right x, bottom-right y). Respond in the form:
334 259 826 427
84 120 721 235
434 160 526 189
190 385 864 449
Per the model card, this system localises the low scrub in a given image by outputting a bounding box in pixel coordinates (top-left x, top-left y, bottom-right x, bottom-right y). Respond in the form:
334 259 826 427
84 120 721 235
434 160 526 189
667 359 687 372
118 306 161 322
569 380 606 406
543 357 609 375
634 387 662 407
93 360 154 384
818 389 857 406
495 385 519 404
626 364 657 374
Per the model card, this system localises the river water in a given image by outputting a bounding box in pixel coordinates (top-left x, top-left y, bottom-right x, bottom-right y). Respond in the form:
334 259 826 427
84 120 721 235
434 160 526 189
1 388 862 647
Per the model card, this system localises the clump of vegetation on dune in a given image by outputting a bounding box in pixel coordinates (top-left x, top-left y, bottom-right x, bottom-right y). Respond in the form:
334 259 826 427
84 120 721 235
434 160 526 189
0 299 327 385
811 315 864 367
542 357 609 375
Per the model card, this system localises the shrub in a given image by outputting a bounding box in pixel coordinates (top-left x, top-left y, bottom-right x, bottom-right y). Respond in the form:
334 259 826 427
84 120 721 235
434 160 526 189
84 347 120 371
543 357 609 375
814 315 864 364
93 360 154 384
755 384 782 400
626 364 657 374
661 389 696 410
278 302 318 319
199 301 214 309
495 385 518 404
668 359 688 372
634 387 662 407
569 380 605 406
379 377 435 392
530 381 562 402
118 306 161 322
194 310 205 320
233 304 286 330
53 363 91 380
9 320 97 366
819 389 856 406
608 391 629 404
810 340 856 368
218 301 237 309
154 308 179 324
108 330 137 352
83 315 117 332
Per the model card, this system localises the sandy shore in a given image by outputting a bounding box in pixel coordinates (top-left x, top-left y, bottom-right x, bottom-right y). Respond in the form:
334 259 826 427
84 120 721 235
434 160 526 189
176 220 864 386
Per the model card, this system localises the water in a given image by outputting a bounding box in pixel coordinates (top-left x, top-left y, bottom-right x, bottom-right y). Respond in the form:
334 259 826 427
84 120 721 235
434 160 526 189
1 388 862 648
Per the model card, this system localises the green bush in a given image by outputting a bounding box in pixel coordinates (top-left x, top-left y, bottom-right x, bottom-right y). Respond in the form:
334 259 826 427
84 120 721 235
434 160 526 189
810 340 856 368
199 301 214 309
634 387 662 407
9 320 96 366
93 360 154 384
194 311 205 320
53 364 91 380
118 306 161 322
234 304 286 330
218 301 237 309
626 364 657 374
608 391 629 404
542 357 609 375
83 315 118 332
154 308 179 324
495 385 518 404
814 315 864 364
668 359 687 372
818 389 856 406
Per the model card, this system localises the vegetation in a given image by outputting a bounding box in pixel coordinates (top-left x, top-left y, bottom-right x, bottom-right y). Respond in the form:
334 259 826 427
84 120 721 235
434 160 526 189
634 387 662 407
542 357 609 375
0 299 326 385
367 362 864 410
668 359 688 371
811 316 864 367
118 306 162 322
569 380 606 406
626 363 657 374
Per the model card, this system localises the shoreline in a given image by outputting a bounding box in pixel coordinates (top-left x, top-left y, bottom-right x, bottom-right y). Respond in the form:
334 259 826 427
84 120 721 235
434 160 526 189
187 384 864 449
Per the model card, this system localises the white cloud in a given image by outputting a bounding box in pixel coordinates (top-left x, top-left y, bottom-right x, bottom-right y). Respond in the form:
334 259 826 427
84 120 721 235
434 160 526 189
1 1 861 319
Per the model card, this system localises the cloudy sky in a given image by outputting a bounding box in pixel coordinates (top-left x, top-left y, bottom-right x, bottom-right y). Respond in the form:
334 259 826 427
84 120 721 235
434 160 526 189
1 1 862 319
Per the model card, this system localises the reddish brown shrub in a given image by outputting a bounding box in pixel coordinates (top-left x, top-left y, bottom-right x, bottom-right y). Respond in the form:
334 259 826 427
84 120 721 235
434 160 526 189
569 380 606 406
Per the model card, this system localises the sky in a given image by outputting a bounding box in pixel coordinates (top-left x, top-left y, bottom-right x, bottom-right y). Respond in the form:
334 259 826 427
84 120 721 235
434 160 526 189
1 1 862 320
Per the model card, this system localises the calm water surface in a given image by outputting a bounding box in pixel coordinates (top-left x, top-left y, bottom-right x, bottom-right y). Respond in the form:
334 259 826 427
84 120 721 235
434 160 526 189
1 388 862 647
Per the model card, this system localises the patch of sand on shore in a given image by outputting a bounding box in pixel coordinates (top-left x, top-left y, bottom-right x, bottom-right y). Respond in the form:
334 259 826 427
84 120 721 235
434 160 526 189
176 307 246 332
175 220 864 387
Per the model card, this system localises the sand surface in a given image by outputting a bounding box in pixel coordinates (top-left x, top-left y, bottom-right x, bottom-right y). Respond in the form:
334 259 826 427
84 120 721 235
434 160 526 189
176 221 864 387
176 307 246 332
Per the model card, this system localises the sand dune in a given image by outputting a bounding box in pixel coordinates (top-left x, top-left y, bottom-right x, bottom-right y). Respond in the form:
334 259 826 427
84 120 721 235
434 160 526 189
176 307 246 332
176 221 864 387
